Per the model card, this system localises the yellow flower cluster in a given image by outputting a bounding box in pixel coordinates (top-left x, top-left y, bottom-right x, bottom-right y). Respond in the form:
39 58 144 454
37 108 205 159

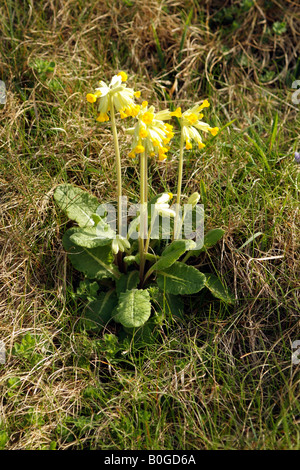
87 72 219 161
180 100 219 150
126 102 181 161
86 71 140 122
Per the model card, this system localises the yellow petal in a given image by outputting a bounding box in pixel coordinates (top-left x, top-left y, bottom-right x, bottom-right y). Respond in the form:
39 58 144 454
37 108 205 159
141 112 154 125
86 93 97 103
118 71 128 82
139 128 148 138
135 145 145 153
199 100 210 110
209 127 219 136
171 107 182 118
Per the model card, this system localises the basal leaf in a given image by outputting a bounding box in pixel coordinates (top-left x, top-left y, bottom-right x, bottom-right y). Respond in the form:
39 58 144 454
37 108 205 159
204 273 234 304
157 262 206 295
69 219 116 248
54 184 99 227
83 290 119 330
116 271 140 296
149 287 184 320
62 228 120 280
151 240 196 271
188 228 225 257
114 289 151 328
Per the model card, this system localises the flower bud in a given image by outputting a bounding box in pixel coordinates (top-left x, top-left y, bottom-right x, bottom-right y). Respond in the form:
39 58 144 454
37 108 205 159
187 192 200 208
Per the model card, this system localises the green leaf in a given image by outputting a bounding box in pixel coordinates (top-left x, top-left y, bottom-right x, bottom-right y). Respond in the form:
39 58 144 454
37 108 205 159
204 273 234 304
83 290 119 330
62 228 120 280
122 317 159 346
69 219 115 248
157 262 206 295
54 184 99 227
151 240 196 271
123 255 138 266
187 228 225 258
116 271 140 296
76 280 99 302
150 287 184 320
203 228 225 249
123 253 156 266
114 289 151 328
0 431 8 450
272 21 287 35
199 179 207 206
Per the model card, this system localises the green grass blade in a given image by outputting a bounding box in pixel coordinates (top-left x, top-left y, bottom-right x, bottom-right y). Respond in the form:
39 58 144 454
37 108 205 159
269 112 278 151
246 134 271 172
151 22 166 70
178 8 193 65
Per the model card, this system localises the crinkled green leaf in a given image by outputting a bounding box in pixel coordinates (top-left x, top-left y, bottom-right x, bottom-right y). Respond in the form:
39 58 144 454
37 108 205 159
114 289 151 328
157 262 206 295
62 227 120 280
69 219 116 248
54 184 99 227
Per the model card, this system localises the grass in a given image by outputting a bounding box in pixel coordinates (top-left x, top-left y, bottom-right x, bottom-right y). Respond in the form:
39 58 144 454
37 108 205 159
0 0 299 450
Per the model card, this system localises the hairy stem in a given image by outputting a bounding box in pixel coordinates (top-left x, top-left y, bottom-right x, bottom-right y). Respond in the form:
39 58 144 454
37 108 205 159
110 95 122 235
174 127 184 240
139 151 147 281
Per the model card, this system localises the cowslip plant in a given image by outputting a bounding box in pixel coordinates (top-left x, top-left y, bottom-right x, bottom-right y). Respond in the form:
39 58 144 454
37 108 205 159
54 72 233 344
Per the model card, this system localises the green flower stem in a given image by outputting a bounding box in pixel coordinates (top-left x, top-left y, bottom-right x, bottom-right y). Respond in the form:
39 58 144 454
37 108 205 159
174 126 184 240
143 225 152 258
139 151 147 280
110 95 122 236
144 149 148 209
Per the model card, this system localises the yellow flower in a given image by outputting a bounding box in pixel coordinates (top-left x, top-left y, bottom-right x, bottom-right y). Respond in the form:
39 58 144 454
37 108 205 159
126 103 175 160
96 113 109 122
135 144 145 154
139 128 148 138
86 73 139 120
141 112 154 125
117 71 128 82
86 93 97 103
180 100 219 149
210 127 219 136
171 107 182 118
